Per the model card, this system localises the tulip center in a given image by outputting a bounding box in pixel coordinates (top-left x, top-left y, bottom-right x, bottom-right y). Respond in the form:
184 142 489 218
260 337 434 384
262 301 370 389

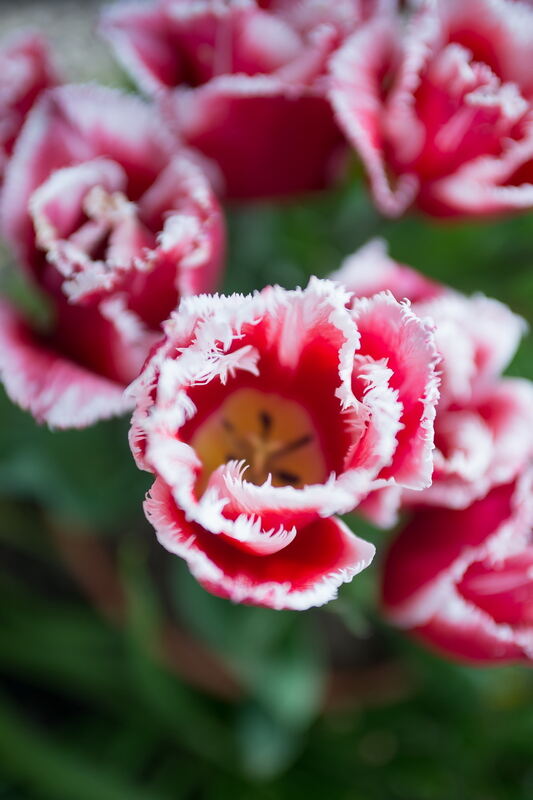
191 388 327 493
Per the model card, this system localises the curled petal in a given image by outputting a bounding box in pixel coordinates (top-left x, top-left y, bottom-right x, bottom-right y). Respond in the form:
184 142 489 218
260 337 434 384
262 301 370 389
411 378 533 510
29 157 133 300
99 0 182 94
433 133 533 216
416 293 527 407
30 158 127 246
329 17 419 216
140 152 225 303
0 32 58 177
438 0 533 92
351 291 440 491
146 477 375 610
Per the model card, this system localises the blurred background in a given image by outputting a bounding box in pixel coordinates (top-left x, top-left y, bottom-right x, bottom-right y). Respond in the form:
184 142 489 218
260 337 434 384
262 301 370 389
1 2 533 799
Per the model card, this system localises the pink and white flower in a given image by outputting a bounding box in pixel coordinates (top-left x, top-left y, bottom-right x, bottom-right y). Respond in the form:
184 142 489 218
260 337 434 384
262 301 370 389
332 239 531 524
0 84 224 428
382 467 533 663
0 32 58 182
330 0 533 217
100 0 389 199
129 277 440 609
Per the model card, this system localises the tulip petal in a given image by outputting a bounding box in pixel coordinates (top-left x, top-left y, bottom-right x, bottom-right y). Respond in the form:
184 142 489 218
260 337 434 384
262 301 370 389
146 476 375 610
411 379 533 509
331 238 443 303
383 470 533 663
329 17 419 216
0 32 58 177
351 291 440 490
0 301 131 428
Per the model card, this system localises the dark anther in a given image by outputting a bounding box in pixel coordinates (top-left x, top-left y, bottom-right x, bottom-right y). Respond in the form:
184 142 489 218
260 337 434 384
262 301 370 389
276 470 300 485
225 454 239 462
259 410 272 437
271 433 313 460
221 418 234 432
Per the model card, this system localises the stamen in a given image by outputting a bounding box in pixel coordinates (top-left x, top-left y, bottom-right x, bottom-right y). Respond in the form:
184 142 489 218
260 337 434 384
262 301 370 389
191 389 326 493
259 410 272 438
270 433 313 461
276 470 300 486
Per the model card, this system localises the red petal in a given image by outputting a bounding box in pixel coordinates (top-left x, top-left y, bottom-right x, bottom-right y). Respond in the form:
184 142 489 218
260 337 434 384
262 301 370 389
351 292 440 490
100 1 182 93
146 477 375 610
164 82 344 198
0 301 131 428
414 379 533 509
0 32 58 175
329 17 419 216
382 482 516 613
459 550 533 628
382 472 533 663
414 610 529 663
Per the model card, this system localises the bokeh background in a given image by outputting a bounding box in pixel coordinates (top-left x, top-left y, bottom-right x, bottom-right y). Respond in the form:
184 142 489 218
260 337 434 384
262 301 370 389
1 2 533 799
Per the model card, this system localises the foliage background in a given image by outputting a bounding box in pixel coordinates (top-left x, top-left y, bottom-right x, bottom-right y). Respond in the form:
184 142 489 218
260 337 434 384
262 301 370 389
1 2 533 799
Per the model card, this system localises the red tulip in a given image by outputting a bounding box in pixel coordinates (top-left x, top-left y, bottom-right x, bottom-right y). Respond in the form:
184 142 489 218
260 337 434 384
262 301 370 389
330 0 533 216
129 278 439 608
0 85 224 428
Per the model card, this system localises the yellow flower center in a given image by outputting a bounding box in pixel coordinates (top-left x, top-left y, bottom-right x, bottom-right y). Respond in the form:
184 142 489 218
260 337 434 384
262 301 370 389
191 388 327 494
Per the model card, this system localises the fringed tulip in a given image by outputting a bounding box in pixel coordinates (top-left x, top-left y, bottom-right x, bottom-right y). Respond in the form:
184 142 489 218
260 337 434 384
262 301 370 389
0 85 224 428
330 0 533 217
129 278 440 608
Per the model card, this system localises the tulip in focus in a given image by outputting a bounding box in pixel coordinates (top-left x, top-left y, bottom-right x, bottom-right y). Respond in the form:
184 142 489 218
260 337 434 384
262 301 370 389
129 277 440 608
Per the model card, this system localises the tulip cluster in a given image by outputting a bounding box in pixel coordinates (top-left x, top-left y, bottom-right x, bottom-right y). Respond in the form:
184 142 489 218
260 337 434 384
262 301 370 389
0 0 531 666
332 240 533 661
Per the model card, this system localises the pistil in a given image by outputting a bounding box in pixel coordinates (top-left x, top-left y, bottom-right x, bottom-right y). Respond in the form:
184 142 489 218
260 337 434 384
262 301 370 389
221 414 314 486
190 388 327 493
